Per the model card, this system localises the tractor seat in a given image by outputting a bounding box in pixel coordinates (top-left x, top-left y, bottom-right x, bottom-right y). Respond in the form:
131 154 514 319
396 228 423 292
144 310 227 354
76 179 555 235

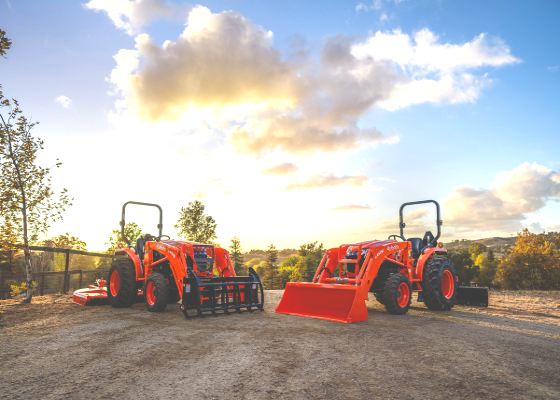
408 238 423 259
135 237 146 264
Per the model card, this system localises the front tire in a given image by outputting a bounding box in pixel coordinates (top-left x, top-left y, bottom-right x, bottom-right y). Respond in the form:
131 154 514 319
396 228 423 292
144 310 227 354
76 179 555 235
422 256 457 311
145 272 169 312
383 274 411 315
107 258 137 308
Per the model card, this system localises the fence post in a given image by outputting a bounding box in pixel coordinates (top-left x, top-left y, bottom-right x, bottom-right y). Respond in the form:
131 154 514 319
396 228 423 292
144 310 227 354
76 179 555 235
63 249 71 293
40 273 45 296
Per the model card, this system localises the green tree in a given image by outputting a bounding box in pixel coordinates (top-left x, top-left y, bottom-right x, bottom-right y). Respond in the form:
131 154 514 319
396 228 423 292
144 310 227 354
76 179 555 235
0 29 11 57
297 242 324 281
278 255 303 287
175 200 217 243
497 229 560 289
230 236 245 275
477 249 498 287
106 222 143 252
42 233 87 251
0 30 71 302
262 244 279 289
448 249 479 284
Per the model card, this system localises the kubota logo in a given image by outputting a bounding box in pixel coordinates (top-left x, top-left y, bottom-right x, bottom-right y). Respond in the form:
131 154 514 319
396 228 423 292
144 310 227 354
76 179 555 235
386 244 399 252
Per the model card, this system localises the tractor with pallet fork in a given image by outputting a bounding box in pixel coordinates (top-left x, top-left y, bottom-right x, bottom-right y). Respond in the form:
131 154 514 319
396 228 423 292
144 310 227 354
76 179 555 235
73 201 264 318
276 200 489 323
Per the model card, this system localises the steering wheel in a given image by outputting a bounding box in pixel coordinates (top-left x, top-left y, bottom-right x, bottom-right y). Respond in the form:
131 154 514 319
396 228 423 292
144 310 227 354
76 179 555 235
159 235 171 240
142 233 157 242
388 234 404 241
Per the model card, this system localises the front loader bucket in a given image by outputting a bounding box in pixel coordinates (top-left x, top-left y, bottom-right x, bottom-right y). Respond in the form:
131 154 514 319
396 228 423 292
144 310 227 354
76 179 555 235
275 282 368 323
457 285 489 307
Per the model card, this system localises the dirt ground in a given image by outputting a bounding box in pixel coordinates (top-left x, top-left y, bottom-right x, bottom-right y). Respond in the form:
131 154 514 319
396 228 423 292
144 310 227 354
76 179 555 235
1 290 559 400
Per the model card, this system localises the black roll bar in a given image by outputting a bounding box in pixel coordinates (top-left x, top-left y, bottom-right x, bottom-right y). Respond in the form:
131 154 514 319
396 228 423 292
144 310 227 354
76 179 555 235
399 200 442 243
120 201 163 245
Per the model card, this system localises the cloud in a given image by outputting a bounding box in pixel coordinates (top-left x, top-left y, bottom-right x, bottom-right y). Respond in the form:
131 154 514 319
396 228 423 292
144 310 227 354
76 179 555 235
352 29 519 110
84 0 187 35
547 65 559 73
55 95 72 109
286 174 368 190
263 163 298 175
331 204 372 211
104 6 517 154
445 162 560 232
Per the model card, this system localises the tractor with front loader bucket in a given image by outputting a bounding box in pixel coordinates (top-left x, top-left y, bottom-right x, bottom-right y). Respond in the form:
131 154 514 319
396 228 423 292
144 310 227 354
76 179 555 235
73 201 264 317
276 200 489 323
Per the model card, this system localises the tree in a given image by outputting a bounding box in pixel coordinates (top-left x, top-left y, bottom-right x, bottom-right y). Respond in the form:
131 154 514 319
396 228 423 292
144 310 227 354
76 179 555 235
106 222 143 253
42 233 87 251
229 236 244 275
448 249 479 284
297 242 324 281
0 30 71 303
477 249 497 287
496 229 560 289
262 244 279 289
0 29 11 57
175 200 217 243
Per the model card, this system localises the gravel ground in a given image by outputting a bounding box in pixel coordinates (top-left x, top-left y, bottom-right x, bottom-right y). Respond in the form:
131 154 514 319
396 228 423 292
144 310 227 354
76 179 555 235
1 290 559 400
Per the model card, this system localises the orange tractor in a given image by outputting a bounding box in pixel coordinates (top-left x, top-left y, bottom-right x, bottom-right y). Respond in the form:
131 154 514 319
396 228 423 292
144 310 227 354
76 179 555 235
73 201 264 317
276 200 488 323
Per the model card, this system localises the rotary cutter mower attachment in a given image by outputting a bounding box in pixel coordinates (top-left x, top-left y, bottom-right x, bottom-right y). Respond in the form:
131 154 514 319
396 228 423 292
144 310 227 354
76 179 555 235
73 201 264 317
276 200 489 323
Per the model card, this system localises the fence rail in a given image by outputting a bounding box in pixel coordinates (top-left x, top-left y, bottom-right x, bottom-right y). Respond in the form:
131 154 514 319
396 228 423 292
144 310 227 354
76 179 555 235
0 245 114 299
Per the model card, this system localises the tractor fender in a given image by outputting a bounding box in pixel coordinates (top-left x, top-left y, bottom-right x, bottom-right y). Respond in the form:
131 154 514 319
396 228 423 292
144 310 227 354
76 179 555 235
114 248 143 280
415 247 448 280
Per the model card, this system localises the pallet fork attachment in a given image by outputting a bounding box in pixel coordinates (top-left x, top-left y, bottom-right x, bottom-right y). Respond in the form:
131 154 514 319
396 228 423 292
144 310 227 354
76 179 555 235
181 266 264 318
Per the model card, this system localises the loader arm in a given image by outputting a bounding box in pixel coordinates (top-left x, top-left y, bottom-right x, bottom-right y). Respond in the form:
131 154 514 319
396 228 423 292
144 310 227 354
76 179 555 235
276 241 410 323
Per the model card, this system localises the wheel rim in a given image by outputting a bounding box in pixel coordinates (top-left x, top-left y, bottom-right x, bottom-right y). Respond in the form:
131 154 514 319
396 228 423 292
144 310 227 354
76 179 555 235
397 282 410 308
146 281 156 306
109 271 120 297
441 269 455 299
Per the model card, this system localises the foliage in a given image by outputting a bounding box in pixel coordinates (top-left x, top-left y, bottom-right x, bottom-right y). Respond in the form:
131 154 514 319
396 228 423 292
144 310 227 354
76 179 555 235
9 280 37 297
448 249 479 284
496 229 560 290
261 244 279 289
0 29 71 302
297 242 324 281
106 222 142 252
229 236 245 275
0 29 11 57
175 200 217 243
42 233 87 251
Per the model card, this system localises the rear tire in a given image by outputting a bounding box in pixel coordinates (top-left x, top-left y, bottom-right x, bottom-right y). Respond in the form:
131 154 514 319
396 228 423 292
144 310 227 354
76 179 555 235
422 256 457 311
383 274 411 315
145 272 169 312
107 257 137 308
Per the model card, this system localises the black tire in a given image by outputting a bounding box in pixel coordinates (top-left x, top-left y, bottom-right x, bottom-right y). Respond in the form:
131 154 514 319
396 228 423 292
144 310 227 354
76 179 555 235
422 256 457 311
373 291 385 305
145 272 169 312
107 257 137 308
382 274 411 315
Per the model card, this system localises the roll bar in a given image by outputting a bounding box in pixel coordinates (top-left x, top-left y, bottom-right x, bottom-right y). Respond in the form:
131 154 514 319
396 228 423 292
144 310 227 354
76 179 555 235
399 200 442 243
120 201 163 245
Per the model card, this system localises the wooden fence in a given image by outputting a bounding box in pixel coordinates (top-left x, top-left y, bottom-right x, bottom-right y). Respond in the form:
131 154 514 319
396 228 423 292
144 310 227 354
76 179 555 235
0 246 113 299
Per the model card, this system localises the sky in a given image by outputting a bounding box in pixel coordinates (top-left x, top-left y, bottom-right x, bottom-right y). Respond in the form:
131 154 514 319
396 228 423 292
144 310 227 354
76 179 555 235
1 0 559 251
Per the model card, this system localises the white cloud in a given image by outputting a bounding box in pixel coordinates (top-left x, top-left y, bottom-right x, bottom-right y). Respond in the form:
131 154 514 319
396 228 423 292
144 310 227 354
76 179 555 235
102 6 517 155
352 29 519 110
55 95 72 109
445 162 560 232
84 0 187 35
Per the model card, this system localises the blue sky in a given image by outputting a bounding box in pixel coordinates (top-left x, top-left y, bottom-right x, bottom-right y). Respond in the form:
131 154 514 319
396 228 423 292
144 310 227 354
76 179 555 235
1 0 559 250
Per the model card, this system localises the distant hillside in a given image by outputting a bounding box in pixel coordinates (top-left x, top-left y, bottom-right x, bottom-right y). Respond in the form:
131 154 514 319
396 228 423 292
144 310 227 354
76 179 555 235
243 248 298 263
445 236 516 257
